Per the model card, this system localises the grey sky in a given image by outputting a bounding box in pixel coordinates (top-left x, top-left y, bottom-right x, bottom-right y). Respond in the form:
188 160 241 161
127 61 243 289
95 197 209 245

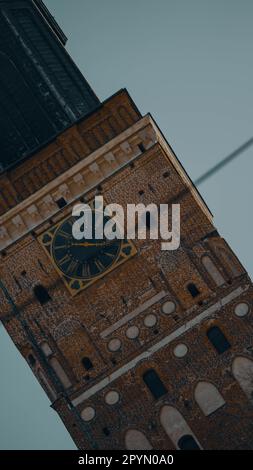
0 0 252 449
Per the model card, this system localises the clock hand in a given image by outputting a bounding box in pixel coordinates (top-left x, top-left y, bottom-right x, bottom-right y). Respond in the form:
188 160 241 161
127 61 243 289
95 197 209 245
93 240 116 247
71 242 95 247
72 240 116 248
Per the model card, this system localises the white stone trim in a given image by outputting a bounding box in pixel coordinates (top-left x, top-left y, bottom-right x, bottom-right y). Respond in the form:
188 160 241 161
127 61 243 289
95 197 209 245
0 118 152 222
0 115 212 250
100 291 168 339
72 285 249 406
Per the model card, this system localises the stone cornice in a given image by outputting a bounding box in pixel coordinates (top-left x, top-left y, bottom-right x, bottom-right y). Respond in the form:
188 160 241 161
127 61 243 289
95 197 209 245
0 115 212 251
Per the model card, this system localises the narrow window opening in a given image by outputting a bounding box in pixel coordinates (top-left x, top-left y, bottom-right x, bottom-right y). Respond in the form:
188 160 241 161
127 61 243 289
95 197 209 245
138 143 145 153
143 369 167 400
34 285 51 305
187 283 200 298
28 354 36 367
121 296 127 306
56 197 67 209
184 400 191 409
207 326 231 354
178 435 200 450
103 427 110 436
81 357 94 371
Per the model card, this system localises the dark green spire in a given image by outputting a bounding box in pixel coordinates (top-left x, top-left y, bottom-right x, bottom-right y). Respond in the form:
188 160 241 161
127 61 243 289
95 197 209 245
0 0 100 171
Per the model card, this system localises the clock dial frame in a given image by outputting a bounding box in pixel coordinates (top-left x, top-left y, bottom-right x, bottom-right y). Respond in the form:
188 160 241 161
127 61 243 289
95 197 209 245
38 210 137 296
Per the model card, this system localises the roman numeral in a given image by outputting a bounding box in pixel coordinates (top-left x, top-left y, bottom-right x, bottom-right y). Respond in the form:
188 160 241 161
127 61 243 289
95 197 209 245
54 244 68 250
94 259 105 272
103 252 115 259
58 230 72 240
66 260 79 275
82 263 91 278
58 254 71 266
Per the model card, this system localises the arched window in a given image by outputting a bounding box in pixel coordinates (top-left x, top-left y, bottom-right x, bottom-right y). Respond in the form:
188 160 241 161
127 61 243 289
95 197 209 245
232 356 253 400
194 381 225 416
187 283 200 298
178 435 201 450
82 357 94 371
160 405 201 450
34 285 51 305
28 354 36 368
202 256 225 286
216 247 241 278
125 429 153 450
207 326 231 354
143 369 167 400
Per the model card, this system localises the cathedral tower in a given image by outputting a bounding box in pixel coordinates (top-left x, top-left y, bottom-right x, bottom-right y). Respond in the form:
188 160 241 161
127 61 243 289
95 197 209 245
0 1 253 450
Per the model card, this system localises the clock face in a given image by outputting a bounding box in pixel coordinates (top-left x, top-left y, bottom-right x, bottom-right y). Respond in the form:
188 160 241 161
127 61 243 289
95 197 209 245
52 215 122 280
38 209 137 296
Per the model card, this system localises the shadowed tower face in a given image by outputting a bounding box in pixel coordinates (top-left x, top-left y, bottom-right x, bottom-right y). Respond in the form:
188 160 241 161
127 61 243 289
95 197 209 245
0 0 100 171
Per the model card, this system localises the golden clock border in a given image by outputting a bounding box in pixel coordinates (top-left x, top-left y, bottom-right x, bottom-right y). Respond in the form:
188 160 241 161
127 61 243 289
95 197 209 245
37 206 137 296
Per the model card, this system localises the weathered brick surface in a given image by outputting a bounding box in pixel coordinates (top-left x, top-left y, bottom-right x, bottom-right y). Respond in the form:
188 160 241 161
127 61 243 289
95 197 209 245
0 93 252 450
